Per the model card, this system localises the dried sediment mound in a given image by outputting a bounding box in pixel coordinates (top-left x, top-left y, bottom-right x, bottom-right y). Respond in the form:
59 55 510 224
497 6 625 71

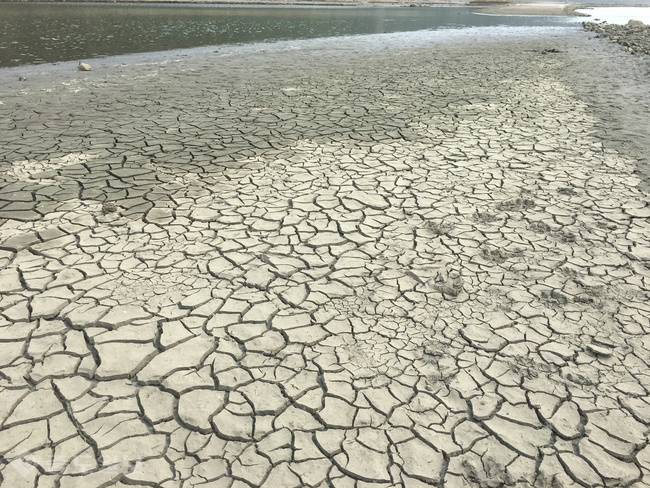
584 20 650 55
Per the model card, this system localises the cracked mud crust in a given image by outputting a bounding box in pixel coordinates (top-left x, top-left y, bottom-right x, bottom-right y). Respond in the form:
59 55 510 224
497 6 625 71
0 29 649 487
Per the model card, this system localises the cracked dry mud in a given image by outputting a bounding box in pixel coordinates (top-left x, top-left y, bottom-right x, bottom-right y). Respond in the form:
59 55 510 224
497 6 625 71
1 29 650 488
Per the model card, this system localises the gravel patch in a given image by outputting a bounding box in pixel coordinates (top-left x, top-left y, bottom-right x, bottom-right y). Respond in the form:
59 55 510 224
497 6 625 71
584 19 650 54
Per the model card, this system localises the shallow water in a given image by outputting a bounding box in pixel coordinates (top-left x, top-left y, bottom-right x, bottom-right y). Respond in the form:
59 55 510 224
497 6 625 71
0 2 575 68
574 7 650 25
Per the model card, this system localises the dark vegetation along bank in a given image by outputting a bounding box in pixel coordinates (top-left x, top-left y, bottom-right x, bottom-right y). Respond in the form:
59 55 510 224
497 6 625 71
584 20 650 56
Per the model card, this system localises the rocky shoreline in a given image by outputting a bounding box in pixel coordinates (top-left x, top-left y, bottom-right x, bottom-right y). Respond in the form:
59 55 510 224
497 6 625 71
584 19 650 55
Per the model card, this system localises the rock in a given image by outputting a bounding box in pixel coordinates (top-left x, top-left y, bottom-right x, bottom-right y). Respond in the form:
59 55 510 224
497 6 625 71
102 201 118 214
77 62 92 72
432 270 464 298
584 21 650 56
449 270 464 293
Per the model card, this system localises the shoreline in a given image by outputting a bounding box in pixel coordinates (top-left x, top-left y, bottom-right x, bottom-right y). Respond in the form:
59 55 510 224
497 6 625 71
1 26 649 486
0 0 578 13
0 3 582 69
0 26 577 77
4 1 647 21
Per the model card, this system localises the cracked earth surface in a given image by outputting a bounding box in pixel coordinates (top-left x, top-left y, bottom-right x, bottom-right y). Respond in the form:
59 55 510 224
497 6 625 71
0 29 649 487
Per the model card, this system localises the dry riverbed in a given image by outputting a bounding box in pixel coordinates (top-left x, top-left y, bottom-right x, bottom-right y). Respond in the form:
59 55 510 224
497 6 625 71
0 27 649 487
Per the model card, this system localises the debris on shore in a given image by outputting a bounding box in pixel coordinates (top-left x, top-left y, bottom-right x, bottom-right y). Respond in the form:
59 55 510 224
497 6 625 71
584 19 650 56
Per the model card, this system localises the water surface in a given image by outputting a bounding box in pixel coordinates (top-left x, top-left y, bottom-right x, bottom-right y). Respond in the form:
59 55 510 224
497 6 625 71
0 2 574 68
574 7 650 24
